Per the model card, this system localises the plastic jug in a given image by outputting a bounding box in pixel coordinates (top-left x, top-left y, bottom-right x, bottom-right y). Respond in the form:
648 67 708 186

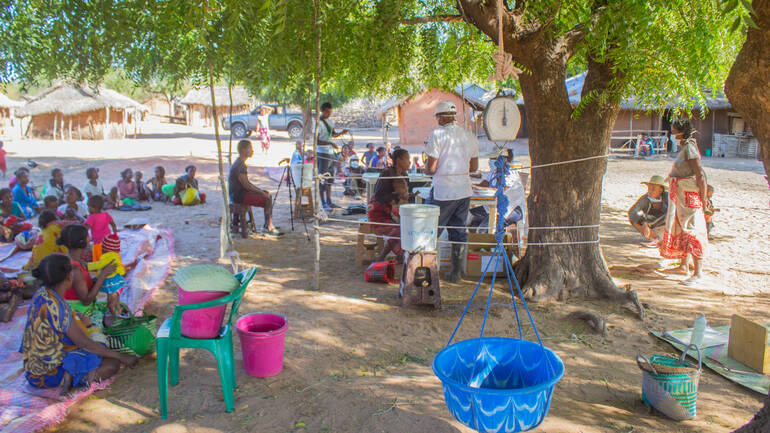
690 313 707 349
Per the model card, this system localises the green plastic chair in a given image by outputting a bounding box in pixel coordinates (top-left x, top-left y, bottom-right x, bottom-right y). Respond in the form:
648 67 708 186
156 267 257 419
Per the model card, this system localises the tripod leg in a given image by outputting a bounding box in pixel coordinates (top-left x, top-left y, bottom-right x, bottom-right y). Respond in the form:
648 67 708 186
288 175 295 231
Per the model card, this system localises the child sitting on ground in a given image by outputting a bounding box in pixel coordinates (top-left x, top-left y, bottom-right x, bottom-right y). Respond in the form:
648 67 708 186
87 233 125 327
180 165 206 204
135 171 149 201
27 210 66 271
704 184 719 235
107 187 120 209
170 177 187 206
84 195 117 261
146 166 168 202
58 187 88 222
43 196 59 213
83 167 106 200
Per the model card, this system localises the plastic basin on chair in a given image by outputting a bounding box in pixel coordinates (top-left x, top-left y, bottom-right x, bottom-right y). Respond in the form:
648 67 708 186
433 337 564 433
178 288 228 339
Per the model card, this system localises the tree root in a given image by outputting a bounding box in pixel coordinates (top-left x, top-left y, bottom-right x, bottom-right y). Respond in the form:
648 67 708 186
567 311 606 335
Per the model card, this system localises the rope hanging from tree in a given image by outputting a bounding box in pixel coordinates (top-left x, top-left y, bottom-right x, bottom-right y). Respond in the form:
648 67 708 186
488 0 521 83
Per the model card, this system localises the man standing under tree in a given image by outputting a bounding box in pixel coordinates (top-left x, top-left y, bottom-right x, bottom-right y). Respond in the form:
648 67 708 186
424 101 479 283
316 102 349 211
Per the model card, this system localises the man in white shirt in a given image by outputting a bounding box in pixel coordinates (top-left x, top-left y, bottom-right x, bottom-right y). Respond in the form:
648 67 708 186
424 101 479 282
316 102 348 210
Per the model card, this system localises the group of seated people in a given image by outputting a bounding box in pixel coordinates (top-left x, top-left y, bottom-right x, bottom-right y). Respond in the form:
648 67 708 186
1 197 140 393
0 164 206 227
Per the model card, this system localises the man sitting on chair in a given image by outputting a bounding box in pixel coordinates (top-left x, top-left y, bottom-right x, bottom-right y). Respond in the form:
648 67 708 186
228 140 283 237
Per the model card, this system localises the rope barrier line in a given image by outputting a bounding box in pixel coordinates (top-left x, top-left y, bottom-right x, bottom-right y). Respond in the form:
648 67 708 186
321 216 598 231
315 225 599 247
310 153 610 181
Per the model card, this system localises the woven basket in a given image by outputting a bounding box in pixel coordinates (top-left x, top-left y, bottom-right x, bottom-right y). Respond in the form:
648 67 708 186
104 311 158 357
637 344 702 421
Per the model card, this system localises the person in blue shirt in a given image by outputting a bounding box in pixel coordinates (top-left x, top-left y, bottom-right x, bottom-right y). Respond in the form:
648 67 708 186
12 169 39 218
370 146 389 169
362 143 376 167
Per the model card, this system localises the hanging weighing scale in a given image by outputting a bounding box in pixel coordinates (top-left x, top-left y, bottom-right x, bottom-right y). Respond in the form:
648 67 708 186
431 91 564 432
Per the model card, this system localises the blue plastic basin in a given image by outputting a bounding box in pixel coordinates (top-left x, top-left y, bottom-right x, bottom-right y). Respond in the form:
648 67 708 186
433 337 565 432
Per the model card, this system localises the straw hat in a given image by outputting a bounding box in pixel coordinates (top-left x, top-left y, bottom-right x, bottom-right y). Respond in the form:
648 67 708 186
434 101 457 116
642 175 667 190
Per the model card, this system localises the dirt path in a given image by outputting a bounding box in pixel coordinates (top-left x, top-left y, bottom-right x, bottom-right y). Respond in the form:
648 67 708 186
4 139 767 433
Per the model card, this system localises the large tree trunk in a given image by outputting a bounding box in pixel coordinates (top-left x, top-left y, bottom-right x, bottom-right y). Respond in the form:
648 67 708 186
726 3 770 431
458 0 636 303
725 0 770 175
734 393 770 432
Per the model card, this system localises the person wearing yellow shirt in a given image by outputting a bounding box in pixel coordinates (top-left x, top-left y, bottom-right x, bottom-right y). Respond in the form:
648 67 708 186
87 233 125 327
27 210 67 271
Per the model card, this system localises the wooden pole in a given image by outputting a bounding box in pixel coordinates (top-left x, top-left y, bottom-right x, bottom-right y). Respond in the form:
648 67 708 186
53 113 58 140
208 56 235 259
312 0 322 291
228 80 234 165
68 117 72 140
104 107 110 140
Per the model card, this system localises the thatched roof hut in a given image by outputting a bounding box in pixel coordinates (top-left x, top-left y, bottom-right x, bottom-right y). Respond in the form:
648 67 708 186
0 93 23 137
180 86 254 127
16 85 147 140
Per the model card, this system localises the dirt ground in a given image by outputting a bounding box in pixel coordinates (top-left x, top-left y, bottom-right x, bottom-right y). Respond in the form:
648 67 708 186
3 124 769 433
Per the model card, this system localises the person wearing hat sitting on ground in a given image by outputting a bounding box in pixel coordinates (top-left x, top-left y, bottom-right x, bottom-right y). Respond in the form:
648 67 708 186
628 175 669 246
424 100 479 283
87 233 126 327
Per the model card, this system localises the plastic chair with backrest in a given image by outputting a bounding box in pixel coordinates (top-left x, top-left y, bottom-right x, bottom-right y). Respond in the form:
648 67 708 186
156 267 258 419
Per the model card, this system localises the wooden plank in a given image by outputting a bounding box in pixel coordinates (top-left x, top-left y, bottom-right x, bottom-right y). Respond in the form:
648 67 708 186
728 314 770 374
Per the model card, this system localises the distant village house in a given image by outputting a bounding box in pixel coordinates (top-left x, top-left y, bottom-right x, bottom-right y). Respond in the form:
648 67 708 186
14 85 146 140
180 86 254 128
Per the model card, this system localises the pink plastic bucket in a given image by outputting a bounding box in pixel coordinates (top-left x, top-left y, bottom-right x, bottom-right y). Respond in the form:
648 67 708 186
178 288 228 339
235 313 288 377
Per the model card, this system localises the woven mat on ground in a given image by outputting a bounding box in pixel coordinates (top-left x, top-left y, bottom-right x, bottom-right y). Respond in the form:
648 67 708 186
0 225 174 433
651 325 770 395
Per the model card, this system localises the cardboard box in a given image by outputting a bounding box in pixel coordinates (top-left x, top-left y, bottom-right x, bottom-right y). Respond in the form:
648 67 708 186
728 315 770 374
465 233 514 278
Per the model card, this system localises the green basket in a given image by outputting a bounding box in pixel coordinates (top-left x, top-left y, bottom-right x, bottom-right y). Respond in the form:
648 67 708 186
104 311 158 357
637 344 702 421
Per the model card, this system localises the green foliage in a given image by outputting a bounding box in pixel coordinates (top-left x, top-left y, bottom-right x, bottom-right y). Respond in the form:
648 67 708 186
0 0 746 119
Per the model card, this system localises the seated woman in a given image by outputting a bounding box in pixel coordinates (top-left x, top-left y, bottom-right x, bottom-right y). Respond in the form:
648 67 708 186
178 165 206 205
12 169 39 218
0 187 32 242
116 169 139 204
56 224 118 313
146 166 168 202
367 148 411 262
470 151 527 232
43 169 66 203
21 254 137 393
58 186 88 222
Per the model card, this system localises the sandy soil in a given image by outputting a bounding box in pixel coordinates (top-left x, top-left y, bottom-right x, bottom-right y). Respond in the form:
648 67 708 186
3 124 769 433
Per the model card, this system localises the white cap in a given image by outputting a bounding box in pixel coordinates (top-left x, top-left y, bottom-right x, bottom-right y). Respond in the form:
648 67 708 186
434 101 457 116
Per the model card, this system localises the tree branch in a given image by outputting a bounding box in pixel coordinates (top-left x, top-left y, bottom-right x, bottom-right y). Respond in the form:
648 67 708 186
400 14 464 25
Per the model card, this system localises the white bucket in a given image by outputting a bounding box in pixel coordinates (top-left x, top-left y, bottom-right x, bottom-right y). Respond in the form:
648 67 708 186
399 204 440 252
290 162 314 189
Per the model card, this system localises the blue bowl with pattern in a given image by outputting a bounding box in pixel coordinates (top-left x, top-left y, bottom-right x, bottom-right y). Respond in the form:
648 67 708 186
433 337 564 432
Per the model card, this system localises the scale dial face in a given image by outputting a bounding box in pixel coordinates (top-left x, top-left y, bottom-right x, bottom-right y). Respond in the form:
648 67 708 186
483 95 521 142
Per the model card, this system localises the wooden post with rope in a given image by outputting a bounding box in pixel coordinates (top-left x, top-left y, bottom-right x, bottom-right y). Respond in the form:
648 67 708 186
312 0 322 291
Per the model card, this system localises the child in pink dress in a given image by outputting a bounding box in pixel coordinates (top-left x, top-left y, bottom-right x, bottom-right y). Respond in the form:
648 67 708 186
84 195 117 261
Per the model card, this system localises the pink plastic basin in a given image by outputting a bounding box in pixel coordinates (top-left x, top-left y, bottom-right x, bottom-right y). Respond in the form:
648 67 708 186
178 288 228 339
235 313 289 377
